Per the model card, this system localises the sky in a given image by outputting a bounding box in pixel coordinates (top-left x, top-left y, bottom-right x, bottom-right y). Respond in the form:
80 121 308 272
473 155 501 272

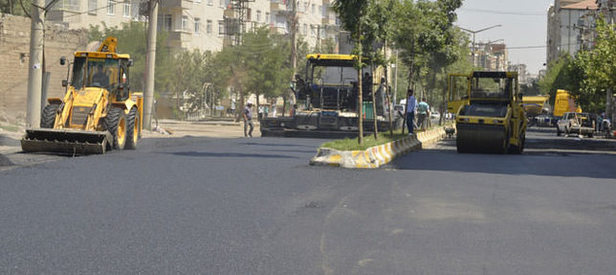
455 0 554 75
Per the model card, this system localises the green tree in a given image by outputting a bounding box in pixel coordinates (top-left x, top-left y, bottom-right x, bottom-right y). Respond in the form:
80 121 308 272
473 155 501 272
0 0 28 16
242 27 292 113
88 22 172 95
578 16 616 116
332 0 371 144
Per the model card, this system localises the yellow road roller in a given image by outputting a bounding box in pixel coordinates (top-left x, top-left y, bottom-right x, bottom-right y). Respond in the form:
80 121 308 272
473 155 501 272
448 71 527 154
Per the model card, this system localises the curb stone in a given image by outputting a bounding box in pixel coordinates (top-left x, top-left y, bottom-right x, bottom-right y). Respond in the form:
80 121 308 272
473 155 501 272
310 126 447 169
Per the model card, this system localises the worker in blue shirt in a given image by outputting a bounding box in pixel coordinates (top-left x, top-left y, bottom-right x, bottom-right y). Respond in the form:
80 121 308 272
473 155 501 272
406 89 417 135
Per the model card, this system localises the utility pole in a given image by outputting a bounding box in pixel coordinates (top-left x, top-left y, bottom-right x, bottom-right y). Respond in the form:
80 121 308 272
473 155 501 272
143 0 158 130
459 25 502 68
26 0 45 128
608 13 614 124
290 0 297 75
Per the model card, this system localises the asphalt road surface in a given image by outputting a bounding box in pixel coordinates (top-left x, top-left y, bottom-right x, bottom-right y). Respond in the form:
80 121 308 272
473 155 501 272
1 127 616 274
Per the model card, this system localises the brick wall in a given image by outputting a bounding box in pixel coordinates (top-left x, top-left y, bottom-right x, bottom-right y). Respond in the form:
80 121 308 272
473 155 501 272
0 13 88 123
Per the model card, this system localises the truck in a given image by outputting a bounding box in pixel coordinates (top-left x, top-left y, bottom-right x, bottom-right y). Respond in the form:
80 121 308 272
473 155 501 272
21 37 143 154
553 89 581 118
259 54 401 137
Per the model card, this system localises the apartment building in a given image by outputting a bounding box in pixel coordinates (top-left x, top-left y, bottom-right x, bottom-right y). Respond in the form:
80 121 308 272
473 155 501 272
158 0 228 52
46 0 142 29
46 0 339 54
546 0 597 65
508 64 529 85
473 42 508 72
596 0 616 21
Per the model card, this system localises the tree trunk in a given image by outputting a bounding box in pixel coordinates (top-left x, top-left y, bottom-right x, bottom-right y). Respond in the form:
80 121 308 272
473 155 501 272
282 95 286 117
371 62 378 139
384 40 393 138
235 89 244 122
357 25 363 144
256 93 260 120
608 87 613 125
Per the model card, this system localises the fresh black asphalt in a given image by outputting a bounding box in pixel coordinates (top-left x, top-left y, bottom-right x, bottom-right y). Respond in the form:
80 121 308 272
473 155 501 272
1 128 616 274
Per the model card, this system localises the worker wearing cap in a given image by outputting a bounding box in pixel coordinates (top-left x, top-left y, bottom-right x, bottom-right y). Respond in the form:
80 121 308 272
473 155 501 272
243 102 254 137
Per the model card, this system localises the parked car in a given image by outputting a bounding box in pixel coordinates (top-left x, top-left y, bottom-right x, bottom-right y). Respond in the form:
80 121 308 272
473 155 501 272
534 114 556 127
557 112 595 137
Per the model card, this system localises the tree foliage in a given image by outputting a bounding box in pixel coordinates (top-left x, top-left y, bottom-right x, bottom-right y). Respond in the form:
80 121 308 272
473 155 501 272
539 16 616 113
88 22 172 95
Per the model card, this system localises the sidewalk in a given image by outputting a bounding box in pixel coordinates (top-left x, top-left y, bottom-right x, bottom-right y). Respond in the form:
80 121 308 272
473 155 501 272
147 119 261 138
0 118 261 155
0 119 262 171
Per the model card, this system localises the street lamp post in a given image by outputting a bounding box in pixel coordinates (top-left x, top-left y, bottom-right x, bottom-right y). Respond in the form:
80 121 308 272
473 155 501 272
458 25 502 67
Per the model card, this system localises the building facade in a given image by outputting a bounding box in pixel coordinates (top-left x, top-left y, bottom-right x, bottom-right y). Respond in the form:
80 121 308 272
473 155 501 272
546 0 597 65
46 0 143 29
46 0 340 54
159 0 341 53
473 42 508 72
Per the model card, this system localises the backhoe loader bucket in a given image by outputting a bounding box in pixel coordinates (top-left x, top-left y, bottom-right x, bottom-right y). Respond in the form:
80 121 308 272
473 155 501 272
21 129 112 155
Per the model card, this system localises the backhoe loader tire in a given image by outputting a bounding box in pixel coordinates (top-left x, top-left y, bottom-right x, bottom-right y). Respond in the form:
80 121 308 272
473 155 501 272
125 107 138 150
105 107 127 150
40 104 60 128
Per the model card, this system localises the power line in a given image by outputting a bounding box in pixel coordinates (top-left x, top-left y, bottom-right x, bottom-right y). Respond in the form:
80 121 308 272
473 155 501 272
507 42 582 50
460 8 545 16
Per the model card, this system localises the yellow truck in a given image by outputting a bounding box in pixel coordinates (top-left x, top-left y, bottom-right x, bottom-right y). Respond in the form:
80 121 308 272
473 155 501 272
553 89 581 118
21 37 143 154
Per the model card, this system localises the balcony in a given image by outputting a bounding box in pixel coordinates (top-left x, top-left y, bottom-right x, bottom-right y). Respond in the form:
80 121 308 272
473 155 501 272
160 0 192 10
270 0 287 12
168 30 193 48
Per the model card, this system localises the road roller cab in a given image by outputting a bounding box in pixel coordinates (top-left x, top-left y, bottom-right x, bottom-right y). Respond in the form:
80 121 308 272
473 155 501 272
449 71 526 154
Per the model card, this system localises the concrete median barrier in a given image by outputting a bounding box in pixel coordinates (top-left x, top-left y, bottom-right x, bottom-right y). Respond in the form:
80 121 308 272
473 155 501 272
310 126 446 168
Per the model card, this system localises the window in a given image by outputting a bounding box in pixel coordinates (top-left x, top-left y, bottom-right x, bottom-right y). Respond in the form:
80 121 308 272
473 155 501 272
265 12 270 24
88 0 97 15
207 0 213 5
182 16 189 30
218 20 225 35
207 20 212 34
219 0 225 8
312 4 315 15
256 10 261 22
123 1 130 17
194 18 201 34
163 14 172 31
107 0 115 15
195 0 201 3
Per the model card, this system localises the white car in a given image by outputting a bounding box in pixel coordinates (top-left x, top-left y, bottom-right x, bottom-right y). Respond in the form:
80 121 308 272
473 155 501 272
557 112 595 137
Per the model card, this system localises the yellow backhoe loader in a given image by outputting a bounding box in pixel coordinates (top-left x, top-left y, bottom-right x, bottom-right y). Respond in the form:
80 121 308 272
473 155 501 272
448 71 527 154
21 37 143 155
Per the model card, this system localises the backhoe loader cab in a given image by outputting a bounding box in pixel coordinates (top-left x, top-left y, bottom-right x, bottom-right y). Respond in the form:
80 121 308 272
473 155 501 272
21 37 143 155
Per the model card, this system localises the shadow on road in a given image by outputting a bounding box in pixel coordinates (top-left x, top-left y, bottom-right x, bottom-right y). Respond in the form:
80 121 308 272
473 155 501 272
168 151 300 159
390 129 616 179
239 141 316 148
